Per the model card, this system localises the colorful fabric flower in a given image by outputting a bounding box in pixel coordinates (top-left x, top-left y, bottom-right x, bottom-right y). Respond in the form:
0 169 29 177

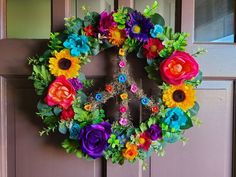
160 51 199 85
126 11 153 42
119 106 127 113
84 104 92 111
63 34 90 57
68 77 83 91
146 124 162 141
99 11 116 35
141 97 150 105
45 76 76 109
163 84 196 111
151 106 159 113
130 84 138 93
60 107 75 121
69 123 80 140
78 122 111 159
163 107 188 131
122 142 138 160
105 84 113 93
83 25 96 36
150 24 164 38
120 93 128 100
119 60 126 68
118 74 127 83
119 117 128 126
95 93 103 102
143 38 164 59
108 26 126 46
49 49 81 79
138 132 151 151
119 48 126 56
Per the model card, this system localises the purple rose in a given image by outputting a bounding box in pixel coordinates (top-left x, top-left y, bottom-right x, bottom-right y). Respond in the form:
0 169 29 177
99 11 116 34
78 122 111 159
68 78 83 91
147 124 162 141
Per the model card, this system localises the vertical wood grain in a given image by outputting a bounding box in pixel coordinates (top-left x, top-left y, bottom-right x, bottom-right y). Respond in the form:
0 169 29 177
0 0 6 39
0 76 7 177
118 0 134 8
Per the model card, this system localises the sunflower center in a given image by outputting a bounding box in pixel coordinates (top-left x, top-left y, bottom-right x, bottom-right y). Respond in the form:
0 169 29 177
173 90 186 102
58 58 72 70
132 25 141 34
151 45 157 52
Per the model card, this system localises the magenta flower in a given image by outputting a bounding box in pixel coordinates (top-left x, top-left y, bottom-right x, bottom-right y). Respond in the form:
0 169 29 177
130 84 138 93
119 106 127 113
119 60 126 68
99 11 116 35
119 117 128 126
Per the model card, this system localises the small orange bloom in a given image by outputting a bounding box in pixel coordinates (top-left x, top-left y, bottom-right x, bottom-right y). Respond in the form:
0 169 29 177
151 106 159 113
122 142 138 160
119 48 125 56
105 84 113 93
120 93 128 100
84 104 92 111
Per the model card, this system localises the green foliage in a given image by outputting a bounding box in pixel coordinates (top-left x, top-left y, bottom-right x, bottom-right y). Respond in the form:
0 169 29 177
108 134 120 148
113 8 129 29
123 37 139 53
64 16 84 34
158 27 189 58
192 47 208 57
180 113 193 130
29 65 52 95
187 102 200 117
62 139 80 153
150 13 165 26
145 64 162 84
48 32 63 51
191 117 202 127
83 12 100 27
185 71 202 87
143 1 159 17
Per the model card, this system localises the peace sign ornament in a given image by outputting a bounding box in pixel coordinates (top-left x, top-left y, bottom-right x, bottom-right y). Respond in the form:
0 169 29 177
29 1 203 166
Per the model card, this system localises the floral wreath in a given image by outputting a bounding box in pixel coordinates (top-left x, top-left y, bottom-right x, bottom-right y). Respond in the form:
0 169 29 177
29 1 204 167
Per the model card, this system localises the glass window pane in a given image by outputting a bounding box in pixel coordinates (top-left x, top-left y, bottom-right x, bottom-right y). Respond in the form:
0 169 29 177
134 0 176 30
194 0 234 43
71 0 114 18
7 0 51 39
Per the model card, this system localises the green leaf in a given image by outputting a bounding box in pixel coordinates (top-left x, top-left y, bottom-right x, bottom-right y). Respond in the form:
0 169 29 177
188 102 200 117
75 150 83 158
180 113 193 130
53 107 62 116
140 122 148 132
143 1 159 17
150 13 165 26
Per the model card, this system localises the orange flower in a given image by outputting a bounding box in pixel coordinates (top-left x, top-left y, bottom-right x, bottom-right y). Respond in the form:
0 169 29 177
119 48 125 56
120 93 128 100
84 104 92 111
45 76 76 109
105 84 113 93
108 26 126 46
122 142 138 160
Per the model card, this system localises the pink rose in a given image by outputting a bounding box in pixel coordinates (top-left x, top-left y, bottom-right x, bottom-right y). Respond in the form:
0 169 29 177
45 76 76 109
160 51 199 85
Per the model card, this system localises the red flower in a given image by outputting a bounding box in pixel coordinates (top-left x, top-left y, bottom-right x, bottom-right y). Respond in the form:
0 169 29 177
83 25 96 36
151 106 159 113
60 107 75 121
45 76 76 109
105 84 113 93
138 132 151 151
143 38 164 59
160 51 199 85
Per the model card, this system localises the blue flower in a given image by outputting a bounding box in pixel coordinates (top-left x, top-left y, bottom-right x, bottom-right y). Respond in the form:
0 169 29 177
63 34 90 57
150 24 164 38
69 123 80 140
95 93 103 101
118 134 126 145
118 74 127 83
141 97 150 105
163 107 188 131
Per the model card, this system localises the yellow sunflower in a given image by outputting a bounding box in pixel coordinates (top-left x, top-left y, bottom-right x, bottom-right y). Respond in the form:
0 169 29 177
49 49 80 79
162 84 196 111
108 26 126 47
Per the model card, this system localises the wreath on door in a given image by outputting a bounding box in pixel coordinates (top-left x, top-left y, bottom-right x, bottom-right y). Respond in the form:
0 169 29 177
28 1 204 166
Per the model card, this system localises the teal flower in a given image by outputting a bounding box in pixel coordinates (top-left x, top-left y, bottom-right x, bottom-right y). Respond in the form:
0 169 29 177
69 123 80 140
118 74 127 83
63 34 90 57
95 93 103 101
163 107 188 131
150 24 164 38
141 97 150 105
163 132 181 143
